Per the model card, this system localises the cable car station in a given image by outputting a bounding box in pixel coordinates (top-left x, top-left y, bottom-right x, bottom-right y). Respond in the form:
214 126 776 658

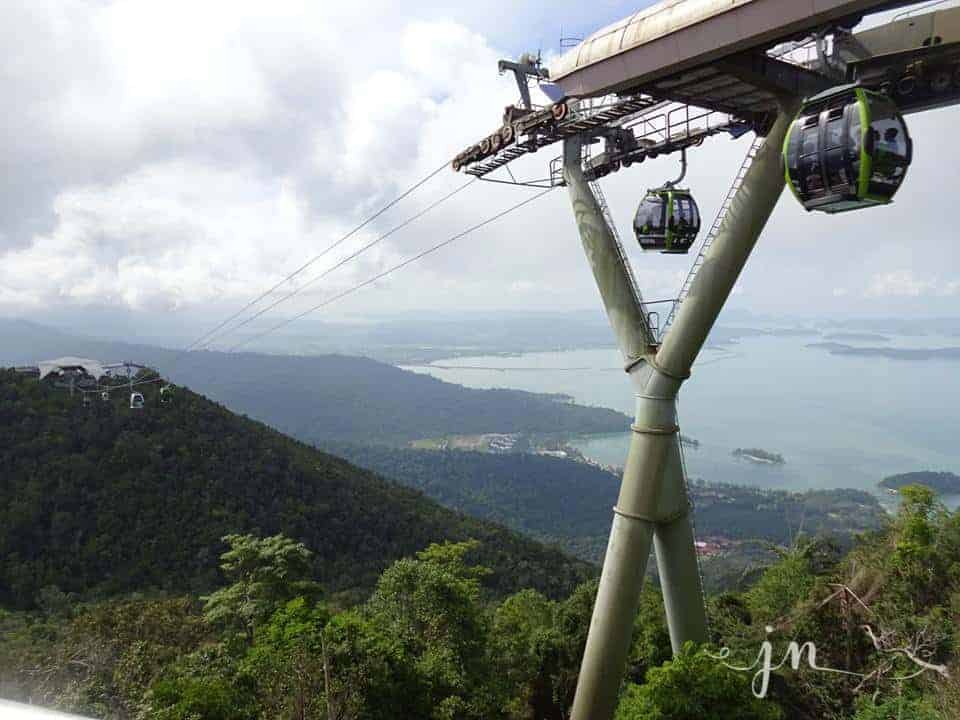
451 3 960 720
16 358 165 410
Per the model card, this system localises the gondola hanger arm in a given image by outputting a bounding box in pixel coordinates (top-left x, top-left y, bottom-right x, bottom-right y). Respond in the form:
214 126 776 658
664 147 688 189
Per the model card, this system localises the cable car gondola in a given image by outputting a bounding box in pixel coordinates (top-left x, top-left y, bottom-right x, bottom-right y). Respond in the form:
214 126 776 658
130 392 145 410
634 188 701 253
783 84 912 213
633 148 701 254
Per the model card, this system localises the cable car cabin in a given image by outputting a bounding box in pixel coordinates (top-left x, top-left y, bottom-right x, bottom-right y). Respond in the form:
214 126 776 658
633 188 701 254
160 385 172 404
784 85 912 213
130 392 145 410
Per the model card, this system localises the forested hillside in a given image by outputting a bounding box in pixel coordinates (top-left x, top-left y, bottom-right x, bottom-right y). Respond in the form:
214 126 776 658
0 370 591 609
0 319 630 444
331 445 887 562
3 488 959 719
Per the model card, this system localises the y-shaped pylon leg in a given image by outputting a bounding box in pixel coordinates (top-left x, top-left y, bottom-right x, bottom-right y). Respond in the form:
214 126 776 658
566 105 796 720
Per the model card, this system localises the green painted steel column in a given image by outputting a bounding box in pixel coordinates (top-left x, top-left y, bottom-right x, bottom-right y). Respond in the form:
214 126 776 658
565 104 795 720
656 107 796 377
564 134 683 720
652 107 798 656
562 135 655 364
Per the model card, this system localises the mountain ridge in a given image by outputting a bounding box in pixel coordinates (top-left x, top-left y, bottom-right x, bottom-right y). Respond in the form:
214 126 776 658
0 318 630 445
0 369 592 609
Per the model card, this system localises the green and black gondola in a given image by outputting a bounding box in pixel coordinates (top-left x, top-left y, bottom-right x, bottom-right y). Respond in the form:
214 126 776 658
783 84 912 213
633 187 701 253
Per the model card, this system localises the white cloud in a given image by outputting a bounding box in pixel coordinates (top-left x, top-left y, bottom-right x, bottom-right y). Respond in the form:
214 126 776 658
2 0 960 331
0 2 523 315
0 160 325 311
865 270 941 298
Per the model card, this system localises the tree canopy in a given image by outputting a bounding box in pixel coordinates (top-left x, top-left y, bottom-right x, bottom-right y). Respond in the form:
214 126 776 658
0 369 592 609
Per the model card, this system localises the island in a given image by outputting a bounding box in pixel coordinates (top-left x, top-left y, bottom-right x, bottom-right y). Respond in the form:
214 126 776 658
808 342 960 361
732 447 785 465
823 332 891 343
879 471 960 495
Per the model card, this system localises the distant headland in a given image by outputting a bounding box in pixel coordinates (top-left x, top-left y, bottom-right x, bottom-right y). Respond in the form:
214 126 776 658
879 471 960 495
808 342 960 361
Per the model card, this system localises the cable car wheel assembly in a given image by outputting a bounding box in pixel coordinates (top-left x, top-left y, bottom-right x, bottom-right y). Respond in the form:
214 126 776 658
451 101 571 172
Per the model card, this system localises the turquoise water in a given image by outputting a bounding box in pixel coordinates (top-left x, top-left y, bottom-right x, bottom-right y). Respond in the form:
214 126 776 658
402 333 960 508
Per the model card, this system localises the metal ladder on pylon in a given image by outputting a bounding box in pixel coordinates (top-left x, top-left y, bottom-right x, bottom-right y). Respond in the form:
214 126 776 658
590 179 658 345
661 135 765 336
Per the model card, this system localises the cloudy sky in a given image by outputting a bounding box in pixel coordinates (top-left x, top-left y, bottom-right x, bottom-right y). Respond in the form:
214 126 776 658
2 0 960 347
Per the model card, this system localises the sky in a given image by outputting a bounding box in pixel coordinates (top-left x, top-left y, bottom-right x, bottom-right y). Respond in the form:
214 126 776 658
2 0 960 349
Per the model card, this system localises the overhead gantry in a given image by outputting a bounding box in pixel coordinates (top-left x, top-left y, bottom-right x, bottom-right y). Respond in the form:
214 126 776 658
451 2 960 719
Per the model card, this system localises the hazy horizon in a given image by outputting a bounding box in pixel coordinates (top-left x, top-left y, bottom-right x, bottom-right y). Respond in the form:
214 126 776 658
3 1 960 346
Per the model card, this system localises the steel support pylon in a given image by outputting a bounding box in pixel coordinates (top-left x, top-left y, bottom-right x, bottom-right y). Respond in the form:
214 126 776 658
565 105 796 720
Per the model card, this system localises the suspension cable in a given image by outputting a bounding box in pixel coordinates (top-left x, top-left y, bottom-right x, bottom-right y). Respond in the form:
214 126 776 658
126 186 554 388
199 177 478 351
226 187 556 353
182 159 452 353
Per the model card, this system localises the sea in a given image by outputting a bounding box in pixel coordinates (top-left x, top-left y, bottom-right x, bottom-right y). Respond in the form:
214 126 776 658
402 329 960 510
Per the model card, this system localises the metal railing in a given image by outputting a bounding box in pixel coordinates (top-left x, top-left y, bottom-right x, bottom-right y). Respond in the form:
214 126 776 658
624 104 735 148
643 299 679 345
548 103 744 186
587 178 661 346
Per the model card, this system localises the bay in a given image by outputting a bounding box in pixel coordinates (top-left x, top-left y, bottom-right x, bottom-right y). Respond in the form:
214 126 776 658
402 331 960 509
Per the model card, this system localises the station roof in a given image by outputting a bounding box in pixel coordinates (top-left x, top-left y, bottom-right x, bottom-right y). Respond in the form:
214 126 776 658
549 0 901 114
37 356 108 380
